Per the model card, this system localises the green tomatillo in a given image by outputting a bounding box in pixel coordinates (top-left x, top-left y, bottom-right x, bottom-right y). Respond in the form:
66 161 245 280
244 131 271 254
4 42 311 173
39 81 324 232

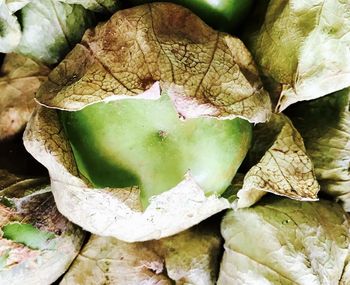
23 3 271 241
59 95 252 209
125 0 254 31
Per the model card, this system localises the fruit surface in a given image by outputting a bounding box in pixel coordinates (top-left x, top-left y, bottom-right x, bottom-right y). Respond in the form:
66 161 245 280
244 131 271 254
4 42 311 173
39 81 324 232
126 0 253 31
60 95 252 207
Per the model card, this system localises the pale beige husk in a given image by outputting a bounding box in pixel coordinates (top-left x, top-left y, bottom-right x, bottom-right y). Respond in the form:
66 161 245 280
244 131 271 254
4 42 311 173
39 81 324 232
235 114 320 208
218 197 350 284
0 53 49 140
0 175 85 285
35 3 271 123
246 0 350 111
61 221 222 284
288 88 350 211
60 235 172 285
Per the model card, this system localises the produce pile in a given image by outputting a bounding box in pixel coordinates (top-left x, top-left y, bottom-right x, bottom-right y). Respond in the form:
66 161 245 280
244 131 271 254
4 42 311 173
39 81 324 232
0 0 350 284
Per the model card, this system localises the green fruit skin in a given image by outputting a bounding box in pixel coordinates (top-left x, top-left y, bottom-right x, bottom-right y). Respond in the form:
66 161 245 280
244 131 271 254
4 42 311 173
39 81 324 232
126 0 254 32
2 223 55 250
59 95 252 208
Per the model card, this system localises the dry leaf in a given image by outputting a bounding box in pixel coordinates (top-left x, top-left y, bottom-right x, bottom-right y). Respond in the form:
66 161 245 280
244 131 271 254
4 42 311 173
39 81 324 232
0 53 49 140
288 88 350 211
61 219 222 285
60 235 171 285
236 114 319 208
0 171 84 284
219 197 350 284
36 3 271 123
245 0 350 111
148 220 222 284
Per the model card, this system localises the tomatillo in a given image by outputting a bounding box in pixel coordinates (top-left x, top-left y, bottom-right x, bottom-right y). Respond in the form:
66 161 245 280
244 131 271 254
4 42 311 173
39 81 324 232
59 95 252 209
125 0 254 31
